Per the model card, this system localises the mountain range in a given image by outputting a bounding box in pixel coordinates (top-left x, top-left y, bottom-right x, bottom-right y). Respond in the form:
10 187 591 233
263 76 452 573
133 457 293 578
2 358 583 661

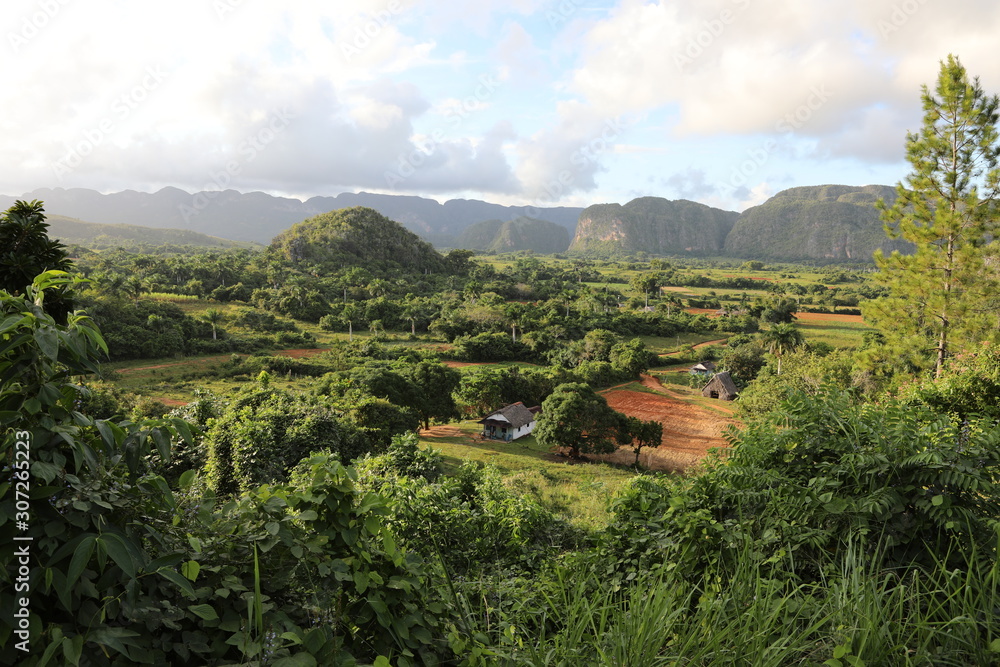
1 184 910 261
0 187 581 246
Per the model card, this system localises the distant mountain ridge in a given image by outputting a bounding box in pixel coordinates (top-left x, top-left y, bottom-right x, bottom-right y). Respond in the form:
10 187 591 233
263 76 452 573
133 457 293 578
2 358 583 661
2 183 909 261
567 185 909 261
0 187 583 246
723 184 912 260
455 217 571 253
570 197 739 255
44 214 259 249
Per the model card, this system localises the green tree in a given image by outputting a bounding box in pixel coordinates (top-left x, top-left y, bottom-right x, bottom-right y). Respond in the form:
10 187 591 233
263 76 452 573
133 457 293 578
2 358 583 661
619 415 663 466
761 322 805 375
201 307 225 340
629 272 661 309
535 382 626 459
869 54 1000 377
400 360 461 430
0 199 74 321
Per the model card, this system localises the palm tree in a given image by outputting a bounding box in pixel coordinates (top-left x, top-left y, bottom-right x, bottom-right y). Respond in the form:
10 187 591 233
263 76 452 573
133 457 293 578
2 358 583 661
342 303 358 342
122 276 146 304
201 308 225 340
761 323 805 374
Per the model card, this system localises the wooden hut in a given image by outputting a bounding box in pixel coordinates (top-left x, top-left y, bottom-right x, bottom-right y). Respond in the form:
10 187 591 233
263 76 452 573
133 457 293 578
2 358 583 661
701 372 738 401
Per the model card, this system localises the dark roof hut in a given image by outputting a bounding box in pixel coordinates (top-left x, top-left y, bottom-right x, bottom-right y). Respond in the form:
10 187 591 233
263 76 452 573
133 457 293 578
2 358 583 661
701 372 738 401
689 361 717 375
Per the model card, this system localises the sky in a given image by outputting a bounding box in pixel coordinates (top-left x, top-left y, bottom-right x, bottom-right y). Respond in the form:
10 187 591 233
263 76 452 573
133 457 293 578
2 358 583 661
3 0 1000 214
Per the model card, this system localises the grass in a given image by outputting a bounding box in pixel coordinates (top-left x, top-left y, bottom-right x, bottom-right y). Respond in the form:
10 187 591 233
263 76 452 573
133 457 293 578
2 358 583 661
797 318 872 349
489 537 1000 666
420 420 641 529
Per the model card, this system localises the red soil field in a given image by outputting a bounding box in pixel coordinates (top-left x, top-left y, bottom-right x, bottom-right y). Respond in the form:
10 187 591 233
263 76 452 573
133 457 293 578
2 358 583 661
591 376 738 472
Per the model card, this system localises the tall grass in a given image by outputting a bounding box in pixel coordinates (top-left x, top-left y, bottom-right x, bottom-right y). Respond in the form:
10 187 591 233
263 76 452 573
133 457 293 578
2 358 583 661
480 535 1000 666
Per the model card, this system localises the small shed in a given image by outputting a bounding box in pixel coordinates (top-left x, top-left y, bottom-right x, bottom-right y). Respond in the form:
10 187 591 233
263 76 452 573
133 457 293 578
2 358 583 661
478 402 540 441
689 361 717 376
701 372 738 401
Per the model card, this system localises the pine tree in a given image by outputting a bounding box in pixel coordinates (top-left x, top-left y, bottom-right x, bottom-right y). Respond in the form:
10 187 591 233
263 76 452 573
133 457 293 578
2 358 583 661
869 54 1000 377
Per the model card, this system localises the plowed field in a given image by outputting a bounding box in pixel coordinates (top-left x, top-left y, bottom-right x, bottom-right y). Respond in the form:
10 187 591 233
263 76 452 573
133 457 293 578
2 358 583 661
592 377 738 472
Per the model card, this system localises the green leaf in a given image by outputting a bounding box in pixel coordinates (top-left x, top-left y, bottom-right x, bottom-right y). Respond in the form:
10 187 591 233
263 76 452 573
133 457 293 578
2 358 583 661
373 657 392 667
188 603 219 621
156 568 195 598
989 637 1000 653
34 327 59 361
181 560 201 582
157 567 196 598
178 469 197 489
31 460 60 483
66 535 96 588
99 533 137 578
62 634 84 665
272 655 318 667
931 495 945 506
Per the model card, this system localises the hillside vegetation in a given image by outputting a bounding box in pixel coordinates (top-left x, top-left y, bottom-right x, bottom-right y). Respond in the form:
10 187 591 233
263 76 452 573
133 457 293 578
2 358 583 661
46 214 257 250
456 216 571 253
570 196 739 255
270 206 447 273
569 186 916 261
724 185 914 260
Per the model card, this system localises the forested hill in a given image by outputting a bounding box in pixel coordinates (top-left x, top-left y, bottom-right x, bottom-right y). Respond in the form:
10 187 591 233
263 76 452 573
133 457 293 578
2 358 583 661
269 206 447 273
0 187 583 245
455 217 571 253
569 197 739 255
723 185 913 260
568 185 912 261
45 214 258 249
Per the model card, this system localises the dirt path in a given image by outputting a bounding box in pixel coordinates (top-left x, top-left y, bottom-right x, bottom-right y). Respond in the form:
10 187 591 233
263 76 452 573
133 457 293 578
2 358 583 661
421 425 463 438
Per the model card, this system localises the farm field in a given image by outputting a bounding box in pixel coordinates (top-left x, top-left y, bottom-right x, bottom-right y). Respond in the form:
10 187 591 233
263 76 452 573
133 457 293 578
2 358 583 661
417 420 640 529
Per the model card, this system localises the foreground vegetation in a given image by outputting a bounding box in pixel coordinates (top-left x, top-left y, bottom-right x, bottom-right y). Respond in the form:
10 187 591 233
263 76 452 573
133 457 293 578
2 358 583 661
3 55 1000 666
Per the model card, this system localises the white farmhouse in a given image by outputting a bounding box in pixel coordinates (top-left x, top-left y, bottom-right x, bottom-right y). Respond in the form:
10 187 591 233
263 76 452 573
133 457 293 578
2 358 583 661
478 402 540 442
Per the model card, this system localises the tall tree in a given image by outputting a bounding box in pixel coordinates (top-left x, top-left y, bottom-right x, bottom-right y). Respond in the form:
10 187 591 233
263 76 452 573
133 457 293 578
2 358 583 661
629 272 662 309
619 415 663 467
201 308 225 340
0 200 74 321
761 323 805 375
869 54 1000 377
534 382 626 459
400 361 461 430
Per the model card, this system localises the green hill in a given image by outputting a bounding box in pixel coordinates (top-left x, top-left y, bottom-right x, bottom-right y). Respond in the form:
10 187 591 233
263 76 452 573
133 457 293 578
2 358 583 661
723 185 913 260
45 214 256 249
270 206 447 273
569 197 738 255
456 217 571 253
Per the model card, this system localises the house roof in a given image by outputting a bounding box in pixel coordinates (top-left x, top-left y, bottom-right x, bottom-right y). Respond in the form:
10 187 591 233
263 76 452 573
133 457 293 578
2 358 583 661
478 402 538 429
691 361 717 372
702 372 738 397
